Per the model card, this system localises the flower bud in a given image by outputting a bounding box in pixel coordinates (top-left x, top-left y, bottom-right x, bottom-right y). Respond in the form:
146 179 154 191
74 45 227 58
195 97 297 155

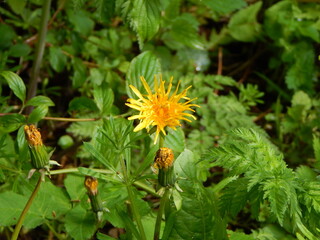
84 176 103 213
24 125 49 170
154 148 176 187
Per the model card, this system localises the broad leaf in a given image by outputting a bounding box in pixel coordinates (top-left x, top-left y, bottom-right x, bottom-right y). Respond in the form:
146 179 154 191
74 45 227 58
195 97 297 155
0 71 26 103
93 83 114 117
203 0 247 14
65 205 96 240
0 114 26 133
26 95 55 107
27 105 48 123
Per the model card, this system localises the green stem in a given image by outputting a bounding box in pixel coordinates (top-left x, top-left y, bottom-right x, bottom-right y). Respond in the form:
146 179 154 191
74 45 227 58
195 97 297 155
26 0 51 114
120 156 146 240
159 134 165 148
154 188 170 240
11 176 42 240
49 168 159 197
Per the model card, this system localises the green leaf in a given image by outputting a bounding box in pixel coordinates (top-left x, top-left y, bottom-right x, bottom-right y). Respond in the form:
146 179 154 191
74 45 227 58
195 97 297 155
0 24 15 50
65 205 97 240
68 10 94 36
165 128 185 153
26 95 55 107
27 105 48 123
9 43 31 57
228 1 262 42
49 46 67 72
203 0 247 14
69 97 98 112
130 0 161 48
126 51 161 98
64 174 87 201
8 0 27 14
0 71 26 102
0 181 71 229
0 114 26 133
170 14 204 49
263 179 290 225
83 142 117 174
96 0 115 24
174 149 197 181
0 191 27 227
93 83 114 116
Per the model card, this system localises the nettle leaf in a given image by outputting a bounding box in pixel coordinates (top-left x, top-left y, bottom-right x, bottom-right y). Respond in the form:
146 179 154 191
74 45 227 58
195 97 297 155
49 46 67 73
228 1 262 42
203 0 247 14
130 0 161 48
93 83 114 117
126 51 161 98
0 71 26 103
65 205 97 240
163 149 227 239
26 95 55 107
0 114 26 133
220 178 249 217
27 105 48 123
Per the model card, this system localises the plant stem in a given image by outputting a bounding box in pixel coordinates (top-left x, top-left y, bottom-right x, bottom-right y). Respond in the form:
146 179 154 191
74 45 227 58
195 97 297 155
11 176 42 240
26 0 51 114
120 155 146 240
154 188 170 240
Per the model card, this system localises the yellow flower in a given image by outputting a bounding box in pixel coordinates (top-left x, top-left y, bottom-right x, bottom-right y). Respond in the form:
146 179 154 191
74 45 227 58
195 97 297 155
126 76 199 143
154 147 174 169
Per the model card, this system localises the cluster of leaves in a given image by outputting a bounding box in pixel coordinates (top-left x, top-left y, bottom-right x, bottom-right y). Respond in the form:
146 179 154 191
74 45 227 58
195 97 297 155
0 0 319 240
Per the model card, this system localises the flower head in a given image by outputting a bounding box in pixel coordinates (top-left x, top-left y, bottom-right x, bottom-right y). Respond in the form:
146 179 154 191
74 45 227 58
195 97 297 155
126 76 199 143
154 147 174 169
24 125 43 146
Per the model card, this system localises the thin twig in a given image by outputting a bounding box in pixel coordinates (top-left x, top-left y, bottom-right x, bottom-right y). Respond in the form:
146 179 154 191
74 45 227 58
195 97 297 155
26 0 52 114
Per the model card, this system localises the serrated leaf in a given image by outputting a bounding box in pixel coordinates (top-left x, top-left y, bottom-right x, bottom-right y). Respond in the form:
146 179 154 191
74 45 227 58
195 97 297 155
228 1 262 42
220 178 248 217
126 51 161 98
0 114 26 133
130 0 161 48
263 179 289 225
65 205 96 240
0 71 26 102
26 95 55 107
27 105 48 123
203 0 247 14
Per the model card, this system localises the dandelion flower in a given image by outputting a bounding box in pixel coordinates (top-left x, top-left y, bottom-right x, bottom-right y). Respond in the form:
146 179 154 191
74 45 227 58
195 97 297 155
126 76 199 143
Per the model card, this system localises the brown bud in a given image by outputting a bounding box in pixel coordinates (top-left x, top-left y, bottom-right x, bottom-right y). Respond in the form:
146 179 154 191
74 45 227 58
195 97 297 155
24 125 43 146
84 176 98 196
154 147 174 169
